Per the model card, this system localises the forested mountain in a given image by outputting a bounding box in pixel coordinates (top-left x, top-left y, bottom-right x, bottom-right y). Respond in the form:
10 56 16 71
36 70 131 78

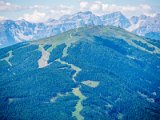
0 26 160 120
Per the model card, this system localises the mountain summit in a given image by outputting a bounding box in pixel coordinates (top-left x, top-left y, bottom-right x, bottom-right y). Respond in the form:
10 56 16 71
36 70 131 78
100 11 131 28
0 26 160 120
0 11 160 48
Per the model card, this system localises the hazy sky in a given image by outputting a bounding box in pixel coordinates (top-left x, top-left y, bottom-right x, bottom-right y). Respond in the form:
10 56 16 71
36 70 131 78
0 0 160 22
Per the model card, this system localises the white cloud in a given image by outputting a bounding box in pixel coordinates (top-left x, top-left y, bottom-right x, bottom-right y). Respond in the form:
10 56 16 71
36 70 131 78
4 0 157 22
0 1 48 12
79 1 156 17
90 1 102 11
29 5 49 10
19 4 75 22
80 1 88 10
0 1 22 11
50 5 75 19
0 16 7 21
19 10 47 23
140 4 151 10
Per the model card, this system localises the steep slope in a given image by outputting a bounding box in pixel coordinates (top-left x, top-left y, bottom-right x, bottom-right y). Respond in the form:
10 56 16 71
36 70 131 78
128 15 148 32
129 14 160 37
100 11 131 28
59 11 102 26
0 11 102 48
0 20 35 47
0 26 160 120
0 20 61 48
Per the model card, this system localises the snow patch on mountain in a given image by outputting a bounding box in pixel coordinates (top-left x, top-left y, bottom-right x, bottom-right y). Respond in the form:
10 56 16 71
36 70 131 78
17 32 33 40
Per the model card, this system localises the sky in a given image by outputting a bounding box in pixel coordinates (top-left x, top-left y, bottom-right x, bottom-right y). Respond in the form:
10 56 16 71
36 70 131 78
0 0 160 22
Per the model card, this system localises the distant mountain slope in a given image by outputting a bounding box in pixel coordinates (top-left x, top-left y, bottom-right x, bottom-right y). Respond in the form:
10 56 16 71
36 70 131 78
0 26 160 120
0 11 160 48
100 11 131 28
130 14 160 36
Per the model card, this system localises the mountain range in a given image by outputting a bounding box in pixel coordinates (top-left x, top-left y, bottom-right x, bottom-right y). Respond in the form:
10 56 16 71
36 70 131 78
0 26 160 119
0 11 160 48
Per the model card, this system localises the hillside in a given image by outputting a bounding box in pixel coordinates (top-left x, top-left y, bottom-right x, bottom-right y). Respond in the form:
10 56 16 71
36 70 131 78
0 26 160 120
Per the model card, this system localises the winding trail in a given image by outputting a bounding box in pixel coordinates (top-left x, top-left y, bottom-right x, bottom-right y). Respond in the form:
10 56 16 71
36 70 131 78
72 87 87 120
54 32 87 120
55 58 81 83
55 57 85 120
50 92 70 103
55 56 86 120
55 33 82 82
36 32 100 120
53 32 99 120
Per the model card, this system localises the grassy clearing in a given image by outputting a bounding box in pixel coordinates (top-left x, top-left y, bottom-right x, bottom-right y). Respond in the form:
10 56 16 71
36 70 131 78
1 50 13 66
38 45 50 68
38 44 57 68
81 80 99 88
